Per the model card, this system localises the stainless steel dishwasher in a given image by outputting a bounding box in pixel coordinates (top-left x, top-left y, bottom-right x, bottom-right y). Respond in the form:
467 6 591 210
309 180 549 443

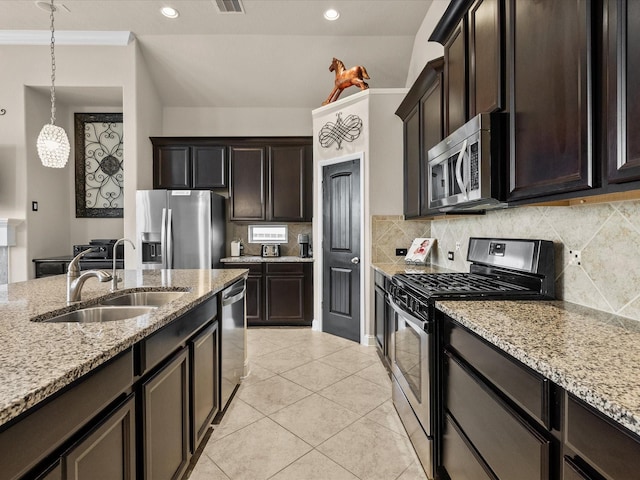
217 279 246 419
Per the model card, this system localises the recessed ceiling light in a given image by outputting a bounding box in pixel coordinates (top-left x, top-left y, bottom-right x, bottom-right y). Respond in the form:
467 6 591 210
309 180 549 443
323 8 340 21
160 6 179 19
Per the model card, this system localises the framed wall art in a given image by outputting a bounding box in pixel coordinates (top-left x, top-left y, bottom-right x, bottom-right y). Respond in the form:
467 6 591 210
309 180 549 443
74 112 124 218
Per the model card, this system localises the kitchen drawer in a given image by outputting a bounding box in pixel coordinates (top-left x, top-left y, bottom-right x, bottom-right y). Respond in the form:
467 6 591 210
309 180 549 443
445 352 551 480
563 456 596 480
265 262 305 275
565 393 640 479
141 296 216 374
225 262 262 276
444 317 550 428
442 414 496 480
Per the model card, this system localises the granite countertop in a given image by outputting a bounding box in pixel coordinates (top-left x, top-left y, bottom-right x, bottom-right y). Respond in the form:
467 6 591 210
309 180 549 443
436 299 640 436
372 262 455 277
221 256 314 263
0 268 247 428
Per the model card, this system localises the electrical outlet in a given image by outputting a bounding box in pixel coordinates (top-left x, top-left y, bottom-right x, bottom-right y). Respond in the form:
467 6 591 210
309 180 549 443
396 248 407 256
455 242 461 251
569 250 582 266
32 201 38 212
447 251 454 261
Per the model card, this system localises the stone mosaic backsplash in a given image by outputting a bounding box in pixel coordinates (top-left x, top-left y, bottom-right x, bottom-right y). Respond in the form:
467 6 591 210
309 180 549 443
226 222 313 257
429 200 640 322
371 215 431 264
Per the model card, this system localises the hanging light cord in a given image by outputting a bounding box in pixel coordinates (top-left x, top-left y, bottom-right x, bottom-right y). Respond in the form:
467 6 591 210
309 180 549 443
48 0 57 125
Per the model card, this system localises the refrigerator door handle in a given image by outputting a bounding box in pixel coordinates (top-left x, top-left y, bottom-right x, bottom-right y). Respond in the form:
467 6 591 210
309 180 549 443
161 207 168 269
167 208 173 269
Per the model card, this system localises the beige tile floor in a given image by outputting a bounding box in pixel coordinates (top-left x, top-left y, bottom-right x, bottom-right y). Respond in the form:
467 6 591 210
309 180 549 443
188 327 429 480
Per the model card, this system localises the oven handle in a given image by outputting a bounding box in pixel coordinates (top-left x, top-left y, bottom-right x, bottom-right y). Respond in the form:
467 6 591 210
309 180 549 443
388 293 429 332
455 139 469 201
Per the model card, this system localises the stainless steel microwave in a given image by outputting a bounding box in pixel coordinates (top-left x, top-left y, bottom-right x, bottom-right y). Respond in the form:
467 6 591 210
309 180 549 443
427 113 506 212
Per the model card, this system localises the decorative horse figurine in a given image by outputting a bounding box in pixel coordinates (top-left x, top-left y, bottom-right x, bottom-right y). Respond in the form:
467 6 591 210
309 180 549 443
322 57 370 105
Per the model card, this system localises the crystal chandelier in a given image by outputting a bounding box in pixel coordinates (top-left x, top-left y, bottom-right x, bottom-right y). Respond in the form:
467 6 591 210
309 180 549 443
36 0 70 168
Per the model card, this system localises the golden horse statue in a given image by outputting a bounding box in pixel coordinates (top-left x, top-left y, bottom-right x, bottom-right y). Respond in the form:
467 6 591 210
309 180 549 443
322 57 370 105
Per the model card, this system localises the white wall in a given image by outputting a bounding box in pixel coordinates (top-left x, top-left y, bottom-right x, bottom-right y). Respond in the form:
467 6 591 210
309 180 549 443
162 107 312 137
405 0 450 87
0 43 150 280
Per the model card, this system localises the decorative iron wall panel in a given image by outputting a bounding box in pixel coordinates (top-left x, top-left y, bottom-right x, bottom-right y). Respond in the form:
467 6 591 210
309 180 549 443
74 113 124 218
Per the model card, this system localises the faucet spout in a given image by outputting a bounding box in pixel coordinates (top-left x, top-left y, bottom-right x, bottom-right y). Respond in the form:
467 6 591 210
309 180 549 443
67 270 112 304
112 238 135 291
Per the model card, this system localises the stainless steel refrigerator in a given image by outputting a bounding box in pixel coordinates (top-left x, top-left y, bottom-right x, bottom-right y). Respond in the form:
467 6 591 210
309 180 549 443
136 190 226 269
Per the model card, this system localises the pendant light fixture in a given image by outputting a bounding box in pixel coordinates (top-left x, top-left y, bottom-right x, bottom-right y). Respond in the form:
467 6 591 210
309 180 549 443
36 0 70 168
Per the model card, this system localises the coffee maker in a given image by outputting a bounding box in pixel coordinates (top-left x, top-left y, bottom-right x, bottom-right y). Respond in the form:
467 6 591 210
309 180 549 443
297 234 311 258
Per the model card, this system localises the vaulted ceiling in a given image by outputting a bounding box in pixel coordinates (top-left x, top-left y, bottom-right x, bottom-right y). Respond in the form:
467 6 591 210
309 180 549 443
0 0 437 108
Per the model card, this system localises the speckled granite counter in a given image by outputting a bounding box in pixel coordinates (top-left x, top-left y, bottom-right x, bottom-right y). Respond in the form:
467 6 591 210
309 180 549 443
221 256 314 263
0 268 247 428
436 299 640 436
372 263 455 277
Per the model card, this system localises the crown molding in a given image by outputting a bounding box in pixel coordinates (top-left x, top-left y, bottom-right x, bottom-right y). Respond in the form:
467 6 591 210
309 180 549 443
0 30 134 46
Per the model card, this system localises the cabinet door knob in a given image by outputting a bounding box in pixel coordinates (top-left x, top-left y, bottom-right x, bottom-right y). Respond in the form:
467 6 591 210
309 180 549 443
351 257 360 264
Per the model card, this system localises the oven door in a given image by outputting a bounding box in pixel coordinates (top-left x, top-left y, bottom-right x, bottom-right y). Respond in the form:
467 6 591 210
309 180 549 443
389 296 432 436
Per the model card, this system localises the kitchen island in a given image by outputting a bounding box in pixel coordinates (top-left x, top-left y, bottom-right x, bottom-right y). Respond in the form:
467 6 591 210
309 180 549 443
0 268 247 480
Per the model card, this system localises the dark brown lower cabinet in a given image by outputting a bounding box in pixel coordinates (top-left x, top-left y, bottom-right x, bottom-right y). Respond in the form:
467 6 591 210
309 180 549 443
444 352 550 480
442 414 495 480
63 396 136 480
190 322 218 451
264 263 311 326
225 262 312 326
142 348 190 480
564 393 640 480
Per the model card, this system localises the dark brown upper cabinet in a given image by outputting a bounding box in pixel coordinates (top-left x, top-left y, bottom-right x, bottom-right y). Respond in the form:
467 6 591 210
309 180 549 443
268 144 313 222
468 0 503 116
228 138 312 222
505 0 593 201
605 0 640 184
396 58 445 218
229 146 266 221
151 139 227 190
444 20 468 136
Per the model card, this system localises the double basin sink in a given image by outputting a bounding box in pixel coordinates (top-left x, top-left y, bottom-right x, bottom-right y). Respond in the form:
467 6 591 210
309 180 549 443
38 291 186 323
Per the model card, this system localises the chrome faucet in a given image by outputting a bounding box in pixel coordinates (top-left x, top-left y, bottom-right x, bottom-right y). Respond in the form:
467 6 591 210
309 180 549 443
67 248 112 304
111 238 135 291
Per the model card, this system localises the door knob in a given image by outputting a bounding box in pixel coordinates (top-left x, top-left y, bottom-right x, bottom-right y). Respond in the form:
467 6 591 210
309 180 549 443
351 257 360 264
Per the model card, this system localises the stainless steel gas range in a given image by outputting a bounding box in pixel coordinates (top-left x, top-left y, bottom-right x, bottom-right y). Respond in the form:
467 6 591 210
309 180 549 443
388 237 555 479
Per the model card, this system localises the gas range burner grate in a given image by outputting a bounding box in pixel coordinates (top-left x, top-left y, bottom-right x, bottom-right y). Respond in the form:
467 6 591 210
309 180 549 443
394 273 531 299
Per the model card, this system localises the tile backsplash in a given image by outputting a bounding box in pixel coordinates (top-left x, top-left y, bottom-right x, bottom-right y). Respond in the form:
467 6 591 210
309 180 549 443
372 200 640 322
226 222 312 257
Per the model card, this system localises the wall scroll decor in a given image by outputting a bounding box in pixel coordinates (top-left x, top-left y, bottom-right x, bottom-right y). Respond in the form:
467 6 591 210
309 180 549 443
0 109 6 115
322 57 370 105
319 112 363 150
74 113 124 218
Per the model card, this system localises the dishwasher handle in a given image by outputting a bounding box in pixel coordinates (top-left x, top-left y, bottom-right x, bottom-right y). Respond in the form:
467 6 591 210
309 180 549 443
222 282 246 307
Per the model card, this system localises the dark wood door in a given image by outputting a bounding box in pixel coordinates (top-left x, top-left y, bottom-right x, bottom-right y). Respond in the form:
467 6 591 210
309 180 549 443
507 0 592 201
444 19 468 135
606 0 640 183
265 263 311 326
142 348 190 480
404 104 421 218
268 144 312 221
154 146 190 189
192 146 227 189
229 147 265 221
420 71 444 215
322 159 361 342
63 396 136 480
190 322 218 452
468 0 503 116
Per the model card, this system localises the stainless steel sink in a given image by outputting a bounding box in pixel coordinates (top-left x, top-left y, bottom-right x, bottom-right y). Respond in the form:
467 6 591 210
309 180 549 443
99 291 186 307
42 306 157 323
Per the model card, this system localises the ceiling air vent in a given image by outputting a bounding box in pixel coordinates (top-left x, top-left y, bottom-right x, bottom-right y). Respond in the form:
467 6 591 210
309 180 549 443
213 0 244 13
